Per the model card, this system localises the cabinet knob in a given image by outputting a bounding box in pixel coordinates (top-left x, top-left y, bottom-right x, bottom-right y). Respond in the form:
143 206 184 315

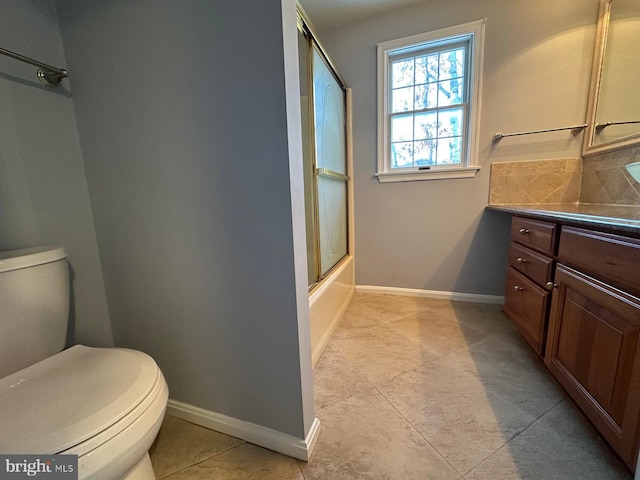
545 282 558 291
514 285 523 291
516 257 526 264
519 228 529 234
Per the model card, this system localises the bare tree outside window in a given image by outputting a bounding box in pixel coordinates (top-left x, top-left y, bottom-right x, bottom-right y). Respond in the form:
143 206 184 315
390 46 467 168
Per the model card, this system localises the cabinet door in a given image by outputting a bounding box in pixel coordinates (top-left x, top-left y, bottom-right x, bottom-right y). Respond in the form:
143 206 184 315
504 267 550 356
545 264 640 470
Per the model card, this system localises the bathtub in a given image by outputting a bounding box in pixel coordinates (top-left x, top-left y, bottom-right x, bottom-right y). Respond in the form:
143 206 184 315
308 255 354 367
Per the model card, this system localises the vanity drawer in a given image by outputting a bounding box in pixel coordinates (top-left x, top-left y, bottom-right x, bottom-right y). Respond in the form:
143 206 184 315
508 241 555 287
503 267 551 356
558 227 640 296
510 217 558 255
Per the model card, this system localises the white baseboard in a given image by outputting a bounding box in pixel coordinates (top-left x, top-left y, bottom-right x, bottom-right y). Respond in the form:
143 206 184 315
166 399 321 461
355 285 504 304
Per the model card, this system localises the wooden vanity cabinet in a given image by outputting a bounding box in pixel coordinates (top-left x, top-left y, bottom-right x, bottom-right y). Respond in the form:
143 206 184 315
504 268 550 355
545 227 640 471
509 216 558 255
556 227 640 298
503 216 557 356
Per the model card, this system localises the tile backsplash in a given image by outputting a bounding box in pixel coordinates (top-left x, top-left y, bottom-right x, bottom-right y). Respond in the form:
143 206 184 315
489 147 640 206
580 147 640 205
489 158 582 205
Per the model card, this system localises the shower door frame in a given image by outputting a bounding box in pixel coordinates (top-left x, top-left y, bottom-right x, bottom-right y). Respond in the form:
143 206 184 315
297 9 353 293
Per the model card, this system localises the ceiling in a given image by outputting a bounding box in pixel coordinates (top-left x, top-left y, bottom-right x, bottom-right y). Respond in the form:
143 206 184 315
298 0 423 31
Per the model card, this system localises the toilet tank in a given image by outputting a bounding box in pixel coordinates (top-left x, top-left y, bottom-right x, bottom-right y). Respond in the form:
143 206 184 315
0 246 70 378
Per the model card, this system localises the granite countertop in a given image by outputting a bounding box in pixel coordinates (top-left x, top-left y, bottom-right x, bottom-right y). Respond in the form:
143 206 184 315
486 203 640 236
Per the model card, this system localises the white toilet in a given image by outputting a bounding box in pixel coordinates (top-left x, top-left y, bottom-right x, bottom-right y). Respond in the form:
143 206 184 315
0 246 169 480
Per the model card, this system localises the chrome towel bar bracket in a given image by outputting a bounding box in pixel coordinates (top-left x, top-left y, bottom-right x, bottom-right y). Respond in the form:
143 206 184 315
595 120 640 131
0 47 68 87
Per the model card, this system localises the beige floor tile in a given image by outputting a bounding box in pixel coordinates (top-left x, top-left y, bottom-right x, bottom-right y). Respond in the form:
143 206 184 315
447 302 511 336
302 390 460 480
150 415 244 478
348 293 451 315
161 443 304 480
331 323 440 385
464 418 632 480
333 294 451 338
150 294 631 480
387 310 489 357
538 399 629 468
441 326 566 418
378 361 538 474
312 343 376 412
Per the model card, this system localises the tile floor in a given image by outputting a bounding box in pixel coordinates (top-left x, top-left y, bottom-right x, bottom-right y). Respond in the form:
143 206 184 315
149 293 633 479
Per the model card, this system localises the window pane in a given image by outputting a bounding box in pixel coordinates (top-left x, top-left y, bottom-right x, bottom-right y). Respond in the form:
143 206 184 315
437 79 464 106
427 83 438 107
415 112 437 139
414 140 436 166
392 86 414 112
437 108 464 138
392 59 414 88
391 115 414 142
437 137 462 164
414 85 426 110
414 56 427 84
439 48 465 80
391 141 413 168
426 54 439 82
414 84 437 110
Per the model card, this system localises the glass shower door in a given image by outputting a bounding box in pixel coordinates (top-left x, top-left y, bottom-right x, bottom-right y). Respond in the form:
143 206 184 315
311 47 348 277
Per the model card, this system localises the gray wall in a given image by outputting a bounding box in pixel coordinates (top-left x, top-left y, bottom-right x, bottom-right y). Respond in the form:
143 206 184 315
0 0 113 347
317 0 598 295
56 0 314 439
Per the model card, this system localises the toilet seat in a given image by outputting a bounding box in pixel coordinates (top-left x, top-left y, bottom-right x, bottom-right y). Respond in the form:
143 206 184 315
0 345 162 455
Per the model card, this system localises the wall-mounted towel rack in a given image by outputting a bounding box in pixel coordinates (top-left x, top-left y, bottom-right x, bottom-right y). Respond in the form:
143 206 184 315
595 120 640 131
0 47 68 87
492 124 587 142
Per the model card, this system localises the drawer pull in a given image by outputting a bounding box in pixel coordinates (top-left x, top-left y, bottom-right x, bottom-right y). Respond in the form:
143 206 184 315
545 282 557 291
514 285 524 292
516 257 527 264
519 228 529 234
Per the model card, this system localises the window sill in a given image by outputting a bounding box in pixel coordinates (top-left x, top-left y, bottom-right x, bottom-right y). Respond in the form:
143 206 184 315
375 166 481 183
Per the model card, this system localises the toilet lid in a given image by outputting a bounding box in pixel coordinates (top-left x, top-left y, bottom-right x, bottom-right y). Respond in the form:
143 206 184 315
0 345 159 454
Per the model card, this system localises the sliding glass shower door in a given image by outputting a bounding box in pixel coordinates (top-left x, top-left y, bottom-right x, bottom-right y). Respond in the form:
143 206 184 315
312 47 348 277
298 21 349 289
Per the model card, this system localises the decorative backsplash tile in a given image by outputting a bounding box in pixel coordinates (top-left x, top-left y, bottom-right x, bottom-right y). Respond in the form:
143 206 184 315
580 146 640 205
489 158 582 205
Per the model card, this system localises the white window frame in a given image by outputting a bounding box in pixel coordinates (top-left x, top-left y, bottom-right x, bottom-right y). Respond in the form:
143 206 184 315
376 19 486 183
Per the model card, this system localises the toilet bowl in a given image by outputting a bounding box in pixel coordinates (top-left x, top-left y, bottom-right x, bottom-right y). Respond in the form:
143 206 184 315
0 246 168 480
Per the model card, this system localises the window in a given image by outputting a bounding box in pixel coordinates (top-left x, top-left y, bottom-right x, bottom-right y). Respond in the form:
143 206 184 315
377 20 485 182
